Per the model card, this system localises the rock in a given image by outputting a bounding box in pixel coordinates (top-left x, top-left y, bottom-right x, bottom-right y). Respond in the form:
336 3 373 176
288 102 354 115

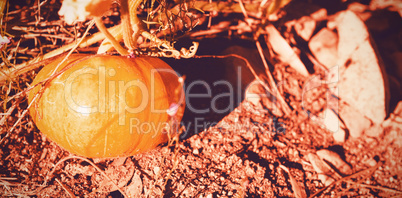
322 108 341 133
193 148 199 155
284 6 327 41
347 2 367 13
333 126 347 143
153 166 160 175
392 101 402 118
310 8 328 21
318 107 347 142
331 10 389 125
309 28 338 69
382 101 402 132
339 102 372 138
369 0 402 16
316 149 353 175
294 16 316 41
347 2 372 21
364 123 384 137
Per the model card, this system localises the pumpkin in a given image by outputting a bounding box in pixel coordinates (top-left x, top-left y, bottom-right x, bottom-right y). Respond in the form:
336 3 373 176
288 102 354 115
28 54 185 158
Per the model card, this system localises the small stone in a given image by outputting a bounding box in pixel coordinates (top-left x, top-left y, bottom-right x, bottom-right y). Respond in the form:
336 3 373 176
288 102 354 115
193 148 199 155
310 8 327 21
294 16 316 41
364 124 384 137
348 2 368 13
333 127 346 143
309 28 338 69
153 167 160 175
366 158 378 167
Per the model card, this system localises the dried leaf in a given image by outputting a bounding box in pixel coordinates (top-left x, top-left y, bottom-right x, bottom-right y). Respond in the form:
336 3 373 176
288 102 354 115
316 149 353 175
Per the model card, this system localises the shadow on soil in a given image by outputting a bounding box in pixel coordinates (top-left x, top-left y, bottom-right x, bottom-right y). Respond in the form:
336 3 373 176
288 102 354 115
162 38 269 139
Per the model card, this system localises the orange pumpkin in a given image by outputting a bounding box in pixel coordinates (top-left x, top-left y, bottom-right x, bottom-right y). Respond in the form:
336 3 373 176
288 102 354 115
28 54 185 158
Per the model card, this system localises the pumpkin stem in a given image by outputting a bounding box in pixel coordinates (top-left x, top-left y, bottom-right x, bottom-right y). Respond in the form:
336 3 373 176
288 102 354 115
120 0 136 50
120 0 144 52
94 17 129 55
129 0 144 48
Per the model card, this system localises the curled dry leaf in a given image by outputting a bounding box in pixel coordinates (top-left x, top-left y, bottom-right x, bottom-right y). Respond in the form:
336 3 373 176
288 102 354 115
307 153 336 186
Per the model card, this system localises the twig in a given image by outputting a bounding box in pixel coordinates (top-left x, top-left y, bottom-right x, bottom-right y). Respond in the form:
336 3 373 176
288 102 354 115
49 19 95 77
55 178 77 198
207 0 213 28
238 0 291 115
255 39 291 115
279 164 307 198
162 118 186 194
237 0 249 19
0 24 122 83
309 161 383 198
0 92 37 145
344 181 402 194
0 21 95 145
20 33 75 40
0 54 68 104
0 99 18 126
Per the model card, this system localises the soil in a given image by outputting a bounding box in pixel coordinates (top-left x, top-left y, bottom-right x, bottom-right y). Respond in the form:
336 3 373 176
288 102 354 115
1 0 401 197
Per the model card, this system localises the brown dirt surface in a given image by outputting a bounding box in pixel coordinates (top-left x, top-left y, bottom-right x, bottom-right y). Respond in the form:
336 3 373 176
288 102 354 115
1 0 401 197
